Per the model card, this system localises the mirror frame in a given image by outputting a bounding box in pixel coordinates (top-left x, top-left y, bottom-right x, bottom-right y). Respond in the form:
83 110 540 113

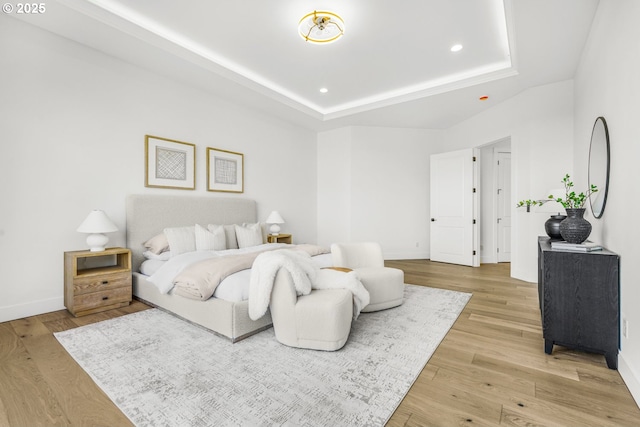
588 116 610 219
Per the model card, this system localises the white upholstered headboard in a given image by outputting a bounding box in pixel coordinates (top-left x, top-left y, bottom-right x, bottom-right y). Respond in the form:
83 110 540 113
126 194 257 272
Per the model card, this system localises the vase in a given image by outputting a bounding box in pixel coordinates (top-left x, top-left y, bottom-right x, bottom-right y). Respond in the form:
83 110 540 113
545 214 566 240
559 208 591 244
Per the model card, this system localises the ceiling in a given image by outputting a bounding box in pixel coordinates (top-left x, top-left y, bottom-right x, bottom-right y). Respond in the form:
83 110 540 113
12 0 600 130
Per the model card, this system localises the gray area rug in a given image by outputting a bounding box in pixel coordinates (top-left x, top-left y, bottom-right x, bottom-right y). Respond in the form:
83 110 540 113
55 284 470 427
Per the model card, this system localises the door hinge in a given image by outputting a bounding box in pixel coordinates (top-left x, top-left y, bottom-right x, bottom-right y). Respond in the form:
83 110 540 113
473 219 476 224
473 250 477 256
473 156 477 162
497 248 500 253
497 160 500 165
473 188 476 193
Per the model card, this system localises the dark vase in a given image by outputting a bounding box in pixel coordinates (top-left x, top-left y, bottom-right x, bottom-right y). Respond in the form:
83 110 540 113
559 208 591 244
545 214 566 240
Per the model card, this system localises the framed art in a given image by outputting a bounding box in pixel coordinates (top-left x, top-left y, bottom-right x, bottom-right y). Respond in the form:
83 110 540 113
145 135 195 190
207 147 244 193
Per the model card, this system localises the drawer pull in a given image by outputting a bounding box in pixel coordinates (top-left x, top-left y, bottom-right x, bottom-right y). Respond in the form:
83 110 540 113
102 296 109 300
101 281 109 285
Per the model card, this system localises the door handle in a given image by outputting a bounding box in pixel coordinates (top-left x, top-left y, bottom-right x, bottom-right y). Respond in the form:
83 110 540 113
431 218 436 222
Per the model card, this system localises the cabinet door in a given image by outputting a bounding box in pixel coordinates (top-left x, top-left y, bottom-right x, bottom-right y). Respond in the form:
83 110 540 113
544 251 619 352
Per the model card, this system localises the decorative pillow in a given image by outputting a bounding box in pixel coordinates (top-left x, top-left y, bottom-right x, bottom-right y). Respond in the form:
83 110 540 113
243 222 267 244
143 250 172 261
235 223 263 249
209 224 238 250
163 226 196 256
224 224 239 250
195 224 226 251
143 233 169 255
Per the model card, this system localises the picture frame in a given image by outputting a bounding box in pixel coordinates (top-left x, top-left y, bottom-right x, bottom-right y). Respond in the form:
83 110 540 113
207 147 244 193
145 135 195 190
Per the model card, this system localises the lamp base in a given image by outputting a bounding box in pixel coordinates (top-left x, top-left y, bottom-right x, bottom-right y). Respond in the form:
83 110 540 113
86 233 109 252
269 224 281 235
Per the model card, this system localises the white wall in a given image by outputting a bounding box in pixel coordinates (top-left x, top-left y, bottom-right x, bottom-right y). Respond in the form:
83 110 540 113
573 0 640 404
442 80 575 282
0 16 317 322
317 126 442 259
317 128 352 246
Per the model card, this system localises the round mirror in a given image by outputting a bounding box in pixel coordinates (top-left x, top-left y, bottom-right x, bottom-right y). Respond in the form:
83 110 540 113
588 116 610 218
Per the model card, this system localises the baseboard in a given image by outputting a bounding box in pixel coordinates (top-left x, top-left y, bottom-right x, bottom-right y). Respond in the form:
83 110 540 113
385 250 429 260
0 297 64 323
619 351 640 408
510 265 537 283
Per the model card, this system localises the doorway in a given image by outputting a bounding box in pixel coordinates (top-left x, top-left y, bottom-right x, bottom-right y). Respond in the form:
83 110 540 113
480 138 512 264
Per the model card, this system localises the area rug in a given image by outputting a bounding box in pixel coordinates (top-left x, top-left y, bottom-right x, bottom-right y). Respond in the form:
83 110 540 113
55 284 470 427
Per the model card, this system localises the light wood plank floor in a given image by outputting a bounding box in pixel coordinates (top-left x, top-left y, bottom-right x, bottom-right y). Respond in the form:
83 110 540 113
1 261 638 426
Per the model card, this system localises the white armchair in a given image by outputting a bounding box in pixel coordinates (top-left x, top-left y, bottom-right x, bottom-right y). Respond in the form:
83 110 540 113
331 242 404 312
269 269 353 351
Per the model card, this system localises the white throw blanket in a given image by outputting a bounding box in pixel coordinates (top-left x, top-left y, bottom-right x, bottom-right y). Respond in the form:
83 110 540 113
248 249 370 321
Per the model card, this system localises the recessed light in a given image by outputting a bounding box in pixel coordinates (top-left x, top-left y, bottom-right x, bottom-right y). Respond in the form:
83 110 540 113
479 95 489 101
450 44 463 52
319 88 328 93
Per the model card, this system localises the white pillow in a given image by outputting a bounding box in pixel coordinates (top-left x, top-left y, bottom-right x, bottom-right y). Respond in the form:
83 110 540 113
163 226 196 256
225 224 239 250
195 224 226 251
209 224 238 250
235 223 263 249
243 222 267 244
140 259 165 276
143 250 172 261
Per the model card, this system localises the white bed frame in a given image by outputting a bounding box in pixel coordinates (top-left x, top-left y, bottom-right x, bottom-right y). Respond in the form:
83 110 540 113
125 194 273 342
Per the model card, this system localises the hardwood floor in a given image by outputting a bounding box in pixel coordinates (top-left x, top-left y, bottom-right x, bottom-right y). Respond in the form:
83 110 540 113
385 261 640 427
1 261 638 426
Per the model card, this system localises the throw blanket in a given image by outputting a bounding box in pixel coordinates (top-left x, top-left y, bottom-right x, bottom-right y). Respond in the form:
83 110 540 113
173 244 330 301
248 250 370 321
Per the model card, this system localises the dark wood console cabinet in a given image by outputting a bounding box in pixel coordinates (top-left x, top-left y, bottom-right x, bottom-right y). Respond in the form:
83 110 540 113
537 236 619 369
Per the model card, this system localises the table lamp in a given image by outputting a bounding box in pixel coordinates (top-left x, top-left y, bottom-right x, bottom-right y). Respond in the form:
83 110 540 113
266 211 285 235
77 210 118 251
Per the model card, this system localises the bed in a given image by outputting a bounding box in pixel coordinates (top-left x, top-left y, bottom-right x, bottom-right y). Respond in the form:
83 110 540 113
126 194 302 342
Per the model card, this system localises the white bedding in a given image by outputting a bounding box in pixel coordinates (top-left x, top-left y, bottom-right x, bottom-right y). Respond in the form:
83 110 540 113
141 243 333 302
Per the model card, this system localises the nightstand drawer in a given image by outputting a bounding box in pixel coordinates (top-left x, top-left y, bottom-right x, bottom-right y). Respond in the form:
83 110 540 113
72 286 132 313
73 272 131 295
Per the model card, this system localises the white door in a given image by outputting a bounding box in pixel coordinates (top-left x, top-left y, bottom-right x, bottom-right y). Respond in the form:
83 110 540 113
430 149 476 266
497 152 511 262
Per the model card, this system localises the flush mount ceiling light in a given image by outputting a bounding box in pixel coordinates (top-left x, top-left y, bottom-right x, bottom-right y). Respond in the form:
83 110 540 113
298 10 345 44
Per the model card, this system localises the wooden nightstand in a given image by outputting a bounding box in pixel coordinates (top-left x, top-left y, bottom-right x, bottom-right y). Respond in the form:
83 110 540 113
64 247 132 317
267 233 292 244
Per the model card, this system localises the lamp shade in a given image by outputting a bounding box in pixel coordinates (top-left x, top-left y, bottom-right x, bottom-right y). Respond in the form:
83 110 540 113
266 211 285 235
266 211 285 225
77 210 118 233
77 210 118 252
